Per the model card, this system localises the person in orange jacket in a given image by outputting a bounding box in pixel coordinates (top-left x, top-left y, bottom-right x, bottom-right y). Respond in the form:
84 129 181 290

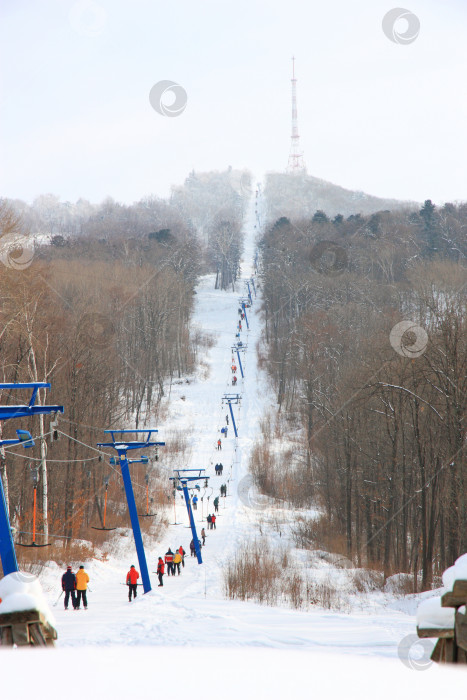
157 557 165 587
75 565 90 610
126 565 140 601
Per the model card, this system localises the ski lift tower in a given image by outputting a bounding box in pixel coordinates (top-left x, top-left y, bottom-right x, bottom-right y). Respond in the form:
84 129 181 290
238 298 250 329
222 394 241 438
0 383 64 575
170 469 209 564
97 429 165 594
231 343 247 379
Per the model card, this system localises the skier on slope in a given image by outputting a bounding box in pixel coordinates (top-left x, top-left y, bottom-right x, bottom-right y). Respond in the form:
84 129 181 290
157 557 165 587
75 565 89 610
217 438 222 450
126 565 140 601
173 550 182 575
213 496 219 513
190 539 196 557
201 527 206 545
192 494 198 510
178 545 186 567
211 514 217 529
165 548 175 575
61 566 77 610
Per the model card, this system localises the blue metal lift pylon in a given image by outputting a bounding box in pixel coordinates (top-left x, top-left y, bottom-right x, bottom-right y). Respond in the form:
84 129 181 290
238 298 250 330
97 429 165 594
222 394 241 438
0 383 64 575
170 469 208 564
231 343 247 380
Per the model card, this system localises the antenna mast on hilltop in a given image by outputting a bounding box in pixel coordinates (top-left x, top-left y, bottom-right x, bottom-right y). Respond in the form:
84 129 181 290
287 56 307 175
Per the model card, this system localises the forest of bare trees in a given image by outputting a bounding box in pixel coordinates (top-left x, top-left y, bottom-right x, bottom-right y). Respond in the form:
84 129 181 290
255 200 466 589
0 167 249 573
0 196 204 568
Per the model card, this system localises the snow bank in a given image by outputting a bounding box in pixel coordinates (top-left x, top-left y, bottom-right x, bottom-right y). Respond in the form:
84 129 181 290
0 571 55 626
442 553 467 591
2 647 466 699
416 597 454 630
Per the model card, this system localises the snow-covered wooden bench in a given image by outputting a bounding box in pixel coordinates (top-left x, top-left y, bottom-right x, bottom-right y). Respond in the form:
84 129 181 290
417 580 467 663
0 571 57 647
0 608 57 647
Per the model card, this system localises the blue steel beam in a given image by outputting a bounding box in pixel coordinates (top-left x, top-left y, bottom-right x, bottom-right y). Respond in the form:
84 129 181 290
236 350 244 379
98 430 165 594
117 449 152 593
181 481 202 564
0 382 64 575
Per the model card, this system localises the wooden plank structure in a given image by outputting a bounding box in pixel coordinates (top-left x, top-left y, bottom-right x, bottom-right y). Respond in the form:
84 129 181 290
417 579 467 664
0 608 57 647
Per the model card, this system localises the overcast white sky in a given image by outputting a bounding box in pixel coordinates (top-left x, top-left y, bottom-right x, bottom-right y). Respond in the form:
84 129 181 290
1 0 467 205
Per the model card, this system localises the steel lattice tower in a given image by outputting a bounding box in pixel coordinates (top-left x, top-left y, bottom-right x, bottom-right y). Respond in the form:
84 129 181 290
287 56 306 174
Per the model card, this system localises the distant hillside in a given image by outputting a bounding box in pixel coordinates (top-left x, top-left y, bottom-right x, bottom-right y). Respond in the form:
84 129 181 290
264 172 418 221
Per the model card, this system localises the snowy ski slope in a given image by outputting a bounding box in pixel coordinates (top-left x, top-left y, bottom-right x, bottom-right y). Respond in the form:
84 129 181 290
3 192 464 697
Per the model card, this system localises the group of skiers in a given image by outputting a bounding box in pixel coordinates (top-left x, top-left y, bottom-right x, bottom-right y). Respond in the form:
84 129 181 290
215 463 224 475
61 565 90 610
156 545 186 586
220 484 227 497
207 513 217 529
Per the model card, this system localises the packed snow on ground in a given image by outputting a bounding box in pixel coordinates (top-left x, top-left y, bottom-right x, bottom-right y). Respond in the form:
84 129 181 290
2 188 462 695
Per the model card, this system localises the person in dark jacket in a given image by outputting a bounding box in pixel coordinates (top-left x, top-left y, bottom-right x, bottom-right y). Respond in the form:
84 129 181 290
207 513 212 530
190 539 195 556
157 557 165 587
213 496 219 513
165 549 174 575
61 566 77 610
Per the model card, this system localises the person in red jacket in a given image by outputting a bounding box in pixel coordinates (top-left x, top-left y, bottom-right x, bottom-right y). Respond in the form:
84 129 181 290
126 565 139 601
211 514 216 529
157 557 165 587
